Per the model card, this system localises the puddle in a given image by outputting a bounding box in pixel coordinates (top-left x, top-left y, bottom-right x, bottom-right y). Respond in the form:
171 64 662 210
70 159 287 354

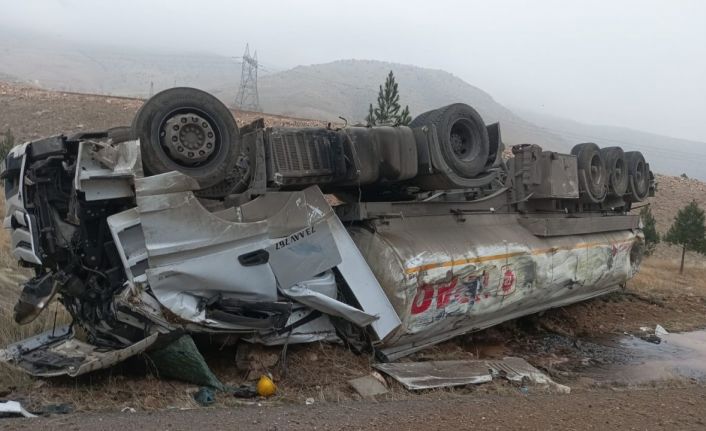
582 329 706 384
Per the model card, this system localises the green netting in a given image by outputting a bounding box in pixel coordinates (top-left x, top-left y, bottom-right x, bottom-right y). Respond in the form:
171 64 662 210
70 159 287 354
147 334 225 390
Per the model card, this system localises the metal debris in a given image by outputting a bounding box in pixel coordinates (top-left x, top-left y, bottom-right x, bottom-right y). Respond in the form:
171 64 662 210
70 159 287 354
487 356 571 394
374 360 492 390
375 357 570 393
0 401 37 418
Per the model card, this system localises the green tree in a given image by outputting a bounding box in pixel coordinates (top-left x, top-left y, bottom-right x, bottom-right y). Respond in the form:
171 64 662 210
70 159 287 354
640 206 660 256
0 128 14 161
664 201 706 273
366 71 411 126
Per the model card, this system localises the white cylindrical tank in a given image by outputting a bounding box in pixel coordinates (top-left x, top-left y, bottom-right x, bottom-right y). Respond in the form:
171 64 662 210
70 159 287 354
348 213 642 359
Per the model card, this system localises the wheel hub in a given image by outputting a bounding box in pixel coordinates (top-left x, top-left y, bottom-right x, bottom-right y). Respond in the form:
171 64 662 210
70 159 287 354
162 113 216 164
450 133 467 157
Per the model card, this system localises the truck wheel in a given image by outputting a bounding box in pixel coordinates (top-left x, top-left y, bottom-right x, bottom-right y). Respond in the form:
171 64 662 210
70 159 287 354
625 151 649 201
427 103 490 178
409 108 439 128
571 143 607 202
600 146 628 196
132 87 240 188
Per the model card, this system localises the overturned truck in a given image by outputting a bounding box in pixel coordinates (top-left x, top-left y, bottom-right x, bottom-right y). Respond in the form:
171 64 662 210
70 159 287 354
1 88 654 376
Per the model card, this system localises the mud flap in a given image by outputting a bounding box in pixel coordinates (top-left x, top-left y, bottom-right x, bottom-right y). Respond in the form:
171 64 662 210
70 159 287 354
0 325 158 377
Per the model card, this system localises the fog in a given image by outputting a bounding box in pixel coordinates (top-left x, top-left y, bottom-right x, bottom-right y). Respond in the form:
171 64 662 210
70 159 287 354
1 0 705 142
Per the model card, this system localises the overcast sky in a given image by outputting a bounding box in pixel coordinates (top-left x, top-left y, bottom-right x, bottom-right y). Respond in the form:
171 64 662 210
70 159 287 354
2 0 705 142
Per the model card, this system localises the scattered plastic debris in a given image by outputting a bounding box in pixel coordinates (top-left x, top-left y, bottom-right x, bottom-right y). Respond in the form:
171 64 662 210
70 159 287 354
121 407 136 413
655 324 669 337
0 401 37 418
193 387 216 406
305 397 315 405
638 324 669 344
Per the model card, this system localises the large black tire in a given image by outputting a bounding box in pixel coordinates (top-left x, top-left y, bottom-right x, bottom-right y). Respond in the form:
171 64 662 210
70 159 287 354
600 146 628 196
625 151 649 201
571 143 607 202
132 87 240 188
409 108 439 128
421 103 490 178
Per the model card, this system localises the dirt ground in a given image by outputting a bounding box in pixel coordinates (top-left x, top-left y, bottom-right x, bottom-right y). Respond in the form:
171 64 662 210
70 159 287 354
2 82 706 428
3 386 706 430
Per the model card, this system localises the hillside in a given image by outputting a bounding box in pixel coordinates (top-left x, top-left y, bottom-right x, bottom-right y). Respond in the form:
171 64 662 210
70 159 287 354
0 31 569 153
0 27 244 98
0 82 327 145
3 29 703 165
517 109 706 181
252 60 568 151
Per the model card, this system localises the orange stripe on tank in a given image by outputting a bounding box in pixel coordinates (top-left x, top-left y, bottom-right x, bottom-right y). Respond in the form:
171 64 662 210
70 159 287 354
404 239 635 274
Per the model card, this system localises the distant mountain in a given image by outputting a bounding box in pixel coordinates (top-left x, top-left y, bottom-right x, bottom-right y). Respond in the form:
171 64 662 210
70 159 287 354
0 27 242 98
252 60 568 151
2 28 702 178
515 109 706 181
0 29 568 151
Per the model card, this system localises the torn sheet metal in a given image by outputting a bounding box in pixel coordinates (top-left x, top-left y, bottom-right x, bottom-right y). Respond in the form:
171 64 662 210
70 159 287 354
2 144 42 265
107 208 148 283
246 272 341 345
374 360 493 390
135 169 200 196
134 179 305 326
74 139 142 201
375 357 570 393
0 325 158 377
328 215 401 341
133 178 381 331
281 283 378 328
0 401 37 418
245 308 339 345
487 356 571 393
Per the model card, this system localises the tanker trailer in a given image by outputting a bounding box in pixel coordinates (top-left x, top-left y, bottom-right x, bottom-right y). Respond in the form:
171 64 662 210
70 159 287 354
0 88 654 375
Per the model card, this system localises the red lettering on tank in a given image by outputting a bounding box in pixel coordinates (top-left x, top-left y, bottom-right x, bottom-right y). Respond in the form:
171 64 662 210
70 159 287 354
411 285 434 314
435 278 459 309
501 266 516 295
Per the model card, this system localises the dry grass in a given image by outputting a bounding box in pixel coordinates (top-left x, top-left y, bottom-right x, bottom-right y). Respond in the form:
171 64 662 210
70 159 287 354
631 254 706 295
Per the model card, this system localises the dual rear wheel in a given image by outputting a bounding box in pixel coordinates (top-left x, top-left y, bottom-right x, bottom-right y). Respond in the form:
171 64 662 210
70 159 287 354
571 143 648 203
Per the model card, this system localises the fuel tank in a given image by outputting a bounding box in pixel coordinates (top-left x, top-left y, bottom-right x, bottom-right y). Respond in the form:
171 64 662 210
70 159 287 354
349 213 643 360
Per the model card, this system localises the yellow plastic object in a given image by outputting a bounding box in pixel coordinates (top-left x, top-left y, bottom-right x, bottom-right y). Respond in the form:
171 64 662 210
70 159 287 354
256 374 277 397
